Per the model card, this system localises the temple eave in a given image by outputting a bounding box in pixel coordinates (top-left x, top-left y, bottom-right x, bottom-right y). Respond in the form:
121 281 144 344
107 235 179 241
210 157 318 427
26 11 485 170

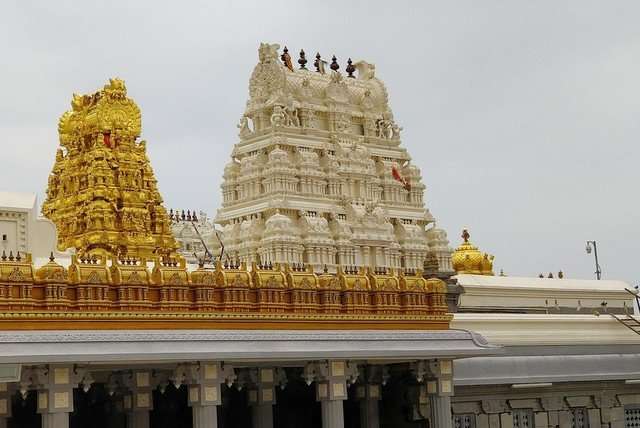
0 329 497 365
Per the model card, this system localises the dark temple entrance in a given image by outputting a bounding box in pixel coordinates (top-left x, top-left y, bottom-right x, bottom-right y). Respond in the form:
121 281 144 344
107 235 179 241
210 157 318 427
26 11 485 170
219 383 251 428
8 391 40 428
151 384 192 428
274 368 321 428
70 383 126 428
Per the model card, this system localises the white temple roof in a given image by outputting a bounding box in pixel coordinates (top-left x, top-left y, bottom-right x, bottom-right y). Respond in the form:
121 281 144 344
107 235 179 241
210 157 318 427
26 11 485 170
455 273 629 292
0 190 36 211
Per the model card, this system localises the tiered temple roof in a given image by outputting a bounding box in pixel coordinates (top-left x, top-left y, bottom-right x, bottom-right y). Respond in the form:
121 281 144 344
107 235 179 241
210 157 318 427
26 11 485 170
42 78 177 259
216 43 454 274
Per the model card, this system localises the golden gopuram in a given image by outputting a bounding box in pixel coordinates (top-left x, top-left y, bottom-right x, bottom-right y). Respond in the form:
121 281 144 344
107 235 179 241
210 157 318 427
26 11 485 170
42 78 177 260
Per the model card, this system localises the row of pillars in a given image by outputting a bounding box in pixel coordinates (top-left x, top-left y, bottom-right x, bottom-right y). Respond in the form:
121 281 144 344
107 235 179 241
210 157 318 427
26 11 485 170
0 360 455 428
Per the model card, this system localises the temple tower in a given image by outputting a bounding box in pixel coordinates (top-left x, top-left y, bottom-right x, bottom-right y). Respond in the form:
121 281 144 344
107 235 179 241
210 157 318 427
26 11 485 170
216 43 453 273
42 78 177 258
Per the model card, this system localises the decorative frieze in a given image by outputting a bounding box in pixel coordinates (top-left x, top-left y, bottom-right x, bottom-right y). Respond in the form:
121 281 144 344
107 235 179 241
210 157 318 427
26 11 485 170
0 251 450 329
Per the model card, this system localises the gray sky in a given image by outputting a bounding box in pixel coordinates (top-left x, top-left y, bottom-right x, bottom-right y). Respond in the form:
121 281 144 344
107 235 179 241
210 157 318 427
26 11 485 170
1 1 638 284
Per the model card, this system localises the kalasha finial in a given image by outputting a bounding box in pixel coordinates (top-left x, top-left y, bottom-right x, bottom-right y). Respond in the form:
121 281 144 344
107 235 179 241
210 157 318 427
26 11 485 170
330 55 339 71
298 49 307 70
49 252 55 262
346 58 355 78
281 46 293 71
462 229 470 243
314 52 324 73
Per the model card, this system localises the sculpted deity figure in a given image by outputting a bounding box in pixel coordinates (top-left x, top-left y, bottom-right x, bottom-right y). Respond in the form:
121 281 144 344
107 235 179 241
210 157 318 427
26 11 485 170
391 122 403 139
283 106 300 127
237 115 252 137
361 89 375 110
299 78 313 100
307 110 319 129
258 43 280 64
354 61 376 80
377 115 394 139
270 105 286 128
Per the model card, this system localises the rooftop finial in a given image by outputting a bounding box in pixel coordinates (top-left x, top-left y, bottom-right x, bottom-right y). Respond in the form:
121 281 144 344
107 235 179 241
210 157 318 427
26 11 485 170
462 229 470 243
298 49 307 70
330 55 339 71
346 58 355 78
281 46 293 71
314 52 325 74
50 252 55 262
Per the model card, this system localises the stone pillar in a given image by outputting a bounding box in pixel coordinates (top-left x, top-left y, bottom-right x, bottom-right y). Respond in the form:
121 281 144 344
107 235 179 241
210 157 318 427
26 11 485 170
192 406 217 428
429 395 452 428
37 365 75 428
42 413 69 428
355 383 381 428
248 368 276 428
315 361 348 428
187 362 223 428
125 410 149 428
124 370 153 428
427 360 454 428
0 382 10 428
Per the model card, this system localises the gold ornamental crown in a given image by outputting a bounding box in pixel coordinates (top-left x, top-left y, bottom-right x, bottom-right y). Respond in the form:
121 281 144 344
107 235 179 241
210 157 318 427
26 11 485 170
42 78 177 259
58 77 141 151
451 229 494 275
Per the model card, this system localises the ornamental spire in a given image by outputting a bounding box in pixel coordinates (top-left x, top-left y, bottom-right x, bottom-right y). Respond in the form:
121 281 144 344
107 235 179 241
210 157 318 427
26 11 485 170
42 78 178 259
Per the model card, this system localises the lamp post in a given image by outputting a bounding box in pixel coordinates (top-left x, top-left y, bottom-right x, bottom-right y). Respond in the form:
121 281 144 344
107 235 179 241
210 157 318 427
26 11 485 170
585 241 602 280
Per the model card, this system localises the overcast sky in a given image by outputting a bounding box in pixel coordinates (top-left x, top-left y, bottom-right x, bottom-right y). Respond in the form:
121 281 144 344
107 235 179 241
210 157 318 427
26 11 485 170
1 1 638 284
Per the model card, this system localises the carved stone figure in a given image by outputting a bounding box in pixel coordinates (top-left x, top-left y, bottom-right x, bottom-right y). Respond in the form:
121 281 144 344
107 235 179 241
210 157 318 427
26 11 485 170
270 105 286 128
237 116 252 137
283 106 300 127
354 61 376 80
258 42 280 64
391 122 403 139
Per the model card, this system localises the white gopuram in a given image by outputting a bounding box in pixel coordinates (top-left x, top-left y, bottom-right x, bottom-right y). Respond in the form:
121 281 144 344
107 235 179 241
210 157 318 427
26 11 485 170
216 43 453 273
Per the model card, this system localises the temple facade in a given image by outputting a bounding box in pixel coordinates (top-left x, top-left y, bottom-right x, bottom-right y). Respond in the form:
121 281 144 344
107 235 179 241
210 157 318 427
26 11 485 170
0 43 638 428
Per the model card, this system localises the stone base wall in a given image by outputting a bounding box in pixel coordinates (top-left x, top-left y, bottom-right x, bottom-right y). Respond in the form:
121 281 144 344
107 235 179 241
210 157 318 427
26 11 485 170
452 382 640 428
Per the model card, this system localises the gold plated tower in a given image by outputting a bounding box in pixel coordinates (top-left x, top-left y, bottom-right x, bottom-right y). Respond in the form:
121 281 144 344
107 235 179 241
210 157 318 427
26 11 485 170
42 78 177 259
